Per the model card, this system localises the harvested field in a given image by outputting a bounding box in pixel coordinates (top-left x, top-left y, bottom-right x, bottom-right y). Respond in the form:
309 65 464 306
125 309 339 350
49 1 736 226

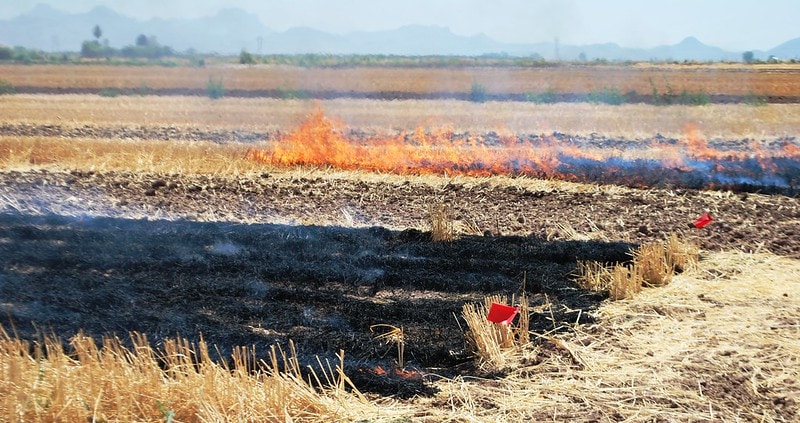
2 63 800 101
1 166 799 420
3 94 800 139
1 64 799 420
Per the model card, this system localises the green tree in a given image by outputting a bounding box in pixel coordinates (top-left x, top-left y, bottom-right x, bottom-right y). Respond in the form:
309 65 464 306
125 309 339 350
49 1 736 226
93 25 102 40
239 49 256 64
122 35 172 59
81 40 104 58
742 51 754 63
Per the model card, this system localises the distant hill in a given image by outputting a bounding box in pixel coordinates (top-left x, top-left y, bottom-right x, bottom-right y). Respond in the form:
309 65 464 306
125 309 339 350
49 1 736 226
0 3 797 61
768 37 800 60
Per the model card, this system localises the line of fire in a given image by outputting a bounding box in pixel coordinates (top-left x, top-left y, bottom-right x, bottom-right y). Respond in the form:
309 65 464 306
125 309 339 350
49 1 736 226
248 108 800 195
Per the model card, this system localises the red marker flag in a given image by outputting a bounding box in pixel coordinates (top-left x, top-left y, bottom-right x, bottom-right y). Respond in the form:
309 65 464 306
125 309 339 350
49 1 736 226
693 212 713 228
487 302 519 325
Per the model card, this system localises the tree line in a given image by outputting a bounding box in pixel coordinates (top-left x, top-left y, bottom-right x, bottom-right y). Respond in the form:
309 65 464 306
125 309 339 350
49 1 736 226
80 25 173 59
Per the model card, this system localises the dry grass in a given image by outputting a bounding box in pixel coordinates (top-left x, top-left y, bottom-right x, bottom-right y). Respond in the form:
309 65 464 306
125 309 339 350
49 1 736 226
3 249 796 421
2 63 800 97
428 202 457 242
0 134 644 209
550 219 610 242
576 262 640 300
576 234 699 299
633 241 675 287
2 94 800 139
0 136 265 175
664 231 701 273
462 294 531 370
370 324 406 369
0 329 381 422
412 251 800 421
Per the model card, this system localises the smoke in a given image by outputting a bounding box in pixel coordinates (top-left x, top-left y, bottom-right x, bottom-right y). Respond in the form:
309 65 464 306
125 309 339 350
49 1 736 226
250 108 800 194
207 241 241 256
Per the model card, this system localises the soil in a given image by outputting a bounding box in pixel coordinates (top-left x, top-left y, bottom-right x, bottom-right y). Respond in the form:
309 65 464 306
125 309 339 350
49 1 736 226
2 161 799 398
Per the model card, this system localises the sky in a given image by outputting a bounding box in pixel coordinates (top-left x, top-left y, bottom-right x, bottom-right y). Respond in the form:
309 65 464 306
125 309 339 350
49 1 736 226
2 0 798 51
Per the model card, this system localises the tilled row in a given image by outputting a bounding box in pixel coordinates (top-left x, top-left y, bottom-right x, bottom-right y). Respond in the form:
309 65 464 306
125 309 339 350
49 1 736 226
0 122 281 143
3 122 794 151
2 168 799 257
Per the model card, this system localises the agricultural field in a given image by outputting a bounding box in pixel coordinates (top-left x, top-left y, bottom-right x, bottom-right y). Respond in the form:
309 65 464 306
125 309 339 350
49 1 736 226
1 62 799 421
2 62 800 101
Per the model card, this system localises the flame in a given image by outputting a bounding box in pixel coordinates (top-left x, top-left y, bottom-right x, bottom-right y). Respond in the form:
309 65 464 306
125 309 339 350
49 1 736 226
249 107 800 193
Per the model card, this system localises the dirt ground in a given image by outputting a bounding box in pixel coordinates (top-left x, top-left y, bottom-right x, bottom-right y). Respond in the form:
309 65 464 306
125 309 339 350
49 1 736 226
1 160 799 401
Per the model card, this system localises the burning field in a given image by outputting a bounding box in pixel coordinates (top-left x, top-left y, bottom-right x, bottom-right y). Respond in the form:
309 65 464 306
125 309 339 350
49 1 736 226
1 72 800 420
249 107 800 194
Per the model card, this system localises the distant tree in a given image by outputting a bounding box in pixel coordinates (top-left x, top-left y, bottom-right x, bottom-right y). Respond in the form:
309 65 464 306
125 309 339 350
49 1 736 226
239 50 256 65
742 51 754 63
122 35 172 59
81 40 105 58
0 45 13 61
136 34 149 47
578 52 587 62
93 25 102 40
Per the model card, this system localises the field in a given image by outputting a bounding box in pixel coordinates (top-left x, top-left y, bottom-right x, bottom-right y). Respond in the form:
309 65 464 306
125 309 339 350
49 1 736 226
3 63 800 100
1 62 799 421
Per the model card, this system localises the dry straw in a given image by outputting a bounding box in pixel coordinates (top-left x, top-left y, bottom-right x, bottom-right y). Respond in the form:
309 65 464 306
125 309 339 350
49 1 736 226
576 233 699 300
370 324 406 369
462 294 531 370
428 202 457 242
633 241 674 287
0 329 376 422
415 251 800 421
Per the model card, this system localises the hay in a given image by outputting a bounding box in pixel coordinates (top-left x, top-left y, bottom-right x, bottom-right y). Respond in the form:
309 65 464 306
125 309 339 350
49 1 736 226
413 251 800 421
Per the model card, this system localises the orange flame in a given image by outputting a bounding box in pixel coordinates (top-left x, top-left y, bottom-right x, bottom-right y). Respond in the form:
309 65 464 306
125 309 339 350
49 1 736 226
250 107 610 178
249 108 800 192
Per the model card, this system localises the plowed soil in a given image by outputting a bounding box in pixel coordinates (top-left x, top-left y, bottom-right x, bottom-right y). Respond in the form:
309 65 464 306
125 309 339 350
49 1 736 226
2 164 799 397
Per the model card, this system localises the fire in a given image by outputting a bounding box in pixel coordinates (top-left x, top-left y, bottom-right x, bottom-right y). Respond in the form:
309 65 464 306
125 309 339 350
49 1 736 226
249 107 800 193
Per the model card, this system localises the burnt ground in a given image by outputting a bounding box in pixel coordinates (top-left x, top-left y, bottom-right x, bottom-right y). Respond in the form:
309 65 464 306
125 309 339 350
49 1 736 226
1 168 799 398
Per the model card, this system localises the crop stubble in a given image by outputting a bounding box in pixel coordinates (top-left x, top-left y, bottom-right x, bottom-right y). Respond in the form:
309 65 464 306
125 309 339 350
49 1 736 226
1 65 799 420
2 63 800 97
2 94 800 139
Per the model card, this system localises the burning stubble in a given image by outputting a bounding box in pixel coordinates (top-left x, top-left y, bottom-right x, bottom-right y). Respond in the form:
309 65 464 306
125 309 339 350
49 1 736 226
248 107 800 193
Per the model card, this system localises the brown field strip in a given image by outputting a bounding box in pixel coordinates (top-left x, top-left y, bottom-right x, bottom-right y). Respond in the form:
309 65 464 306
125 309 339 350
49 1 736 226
2 94 800 139
2 63 800 97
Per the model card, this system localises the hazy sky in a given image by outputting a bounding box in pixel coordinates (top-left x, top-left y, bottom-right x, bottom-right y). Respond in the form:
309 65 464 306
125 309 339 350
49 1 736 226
2 1 798 50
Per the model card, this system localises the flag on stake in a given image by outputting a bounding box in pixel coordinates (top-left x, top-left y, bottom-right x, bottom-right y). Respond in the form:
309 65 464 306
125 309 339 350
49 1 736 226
693 212 713 228
487 302 519 325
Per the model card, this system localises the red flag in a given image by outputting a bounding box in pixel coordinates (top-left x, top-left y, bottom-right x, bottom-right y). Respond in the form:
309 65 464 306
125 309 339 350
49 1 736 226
487 302 519 324
693 212 713 228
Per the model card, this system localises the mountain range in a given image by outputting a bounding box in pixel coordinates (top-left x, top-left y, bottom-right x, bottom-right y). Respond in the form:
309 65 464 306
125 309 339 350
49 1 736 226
1 4 798 61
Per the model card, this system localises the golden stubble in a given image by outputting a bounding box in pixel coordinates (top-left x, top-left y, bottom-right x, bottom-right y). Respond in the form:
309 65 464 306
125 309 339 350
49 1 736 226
1 95 799 140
